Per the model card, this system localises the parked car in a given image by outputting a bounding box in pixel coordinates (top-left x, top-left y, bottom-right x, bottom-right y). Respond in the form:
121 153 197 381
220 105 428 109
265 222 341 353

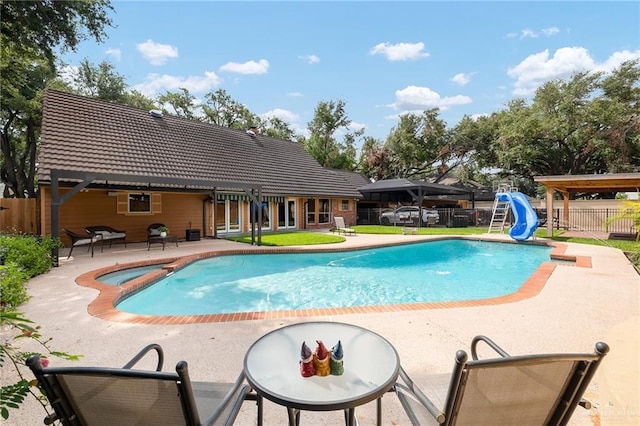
379 206 439 226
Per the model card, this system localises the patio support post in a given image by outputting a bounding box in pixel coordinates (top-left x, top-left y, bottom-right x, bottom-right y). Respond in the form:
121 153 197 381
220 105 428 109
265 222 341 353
545 186 554 237
563 193 570 229
213 189 218 239
51 170 60 266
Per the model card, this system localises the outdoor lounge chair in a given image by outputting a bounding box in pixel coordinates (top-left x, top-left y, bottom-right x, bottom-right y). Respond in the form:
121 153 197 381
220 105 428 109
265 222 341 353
333 216 356 236
394 335 609 426
147 222 178 250
85 225 127 248
26 343 259 426
62 228 103 259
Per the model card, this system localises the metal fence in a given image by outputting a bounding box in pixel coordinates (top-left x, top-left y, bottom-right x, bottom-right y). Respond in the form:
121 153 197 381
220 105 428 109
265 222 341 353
356 207 635 233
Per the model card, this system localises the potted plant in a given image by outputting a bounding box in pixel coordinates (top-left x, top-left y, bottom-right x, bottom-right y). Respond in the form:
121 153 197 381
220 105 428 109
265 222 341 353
158 225 169 237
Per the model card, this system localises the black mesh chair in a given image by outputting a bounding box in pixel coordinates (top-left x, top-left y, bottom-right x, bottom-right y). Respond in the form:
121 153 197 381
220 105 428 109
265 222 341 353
62 228 103 259
27 343 260 426
394 335 609 425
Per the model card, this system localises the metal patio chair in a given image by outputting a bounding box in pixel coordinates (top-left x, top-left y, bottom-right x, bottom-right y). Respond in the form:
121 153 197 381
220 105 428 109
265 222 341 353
394 335 609 425
333 216 357 236
62 228 103 259
85 225 127 248
26 343 259 426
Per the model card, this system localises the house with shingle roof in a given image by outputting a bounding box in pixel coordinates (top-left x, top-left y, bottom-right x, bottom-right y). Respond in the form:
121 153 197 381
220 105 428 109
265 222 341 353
37 90 363 244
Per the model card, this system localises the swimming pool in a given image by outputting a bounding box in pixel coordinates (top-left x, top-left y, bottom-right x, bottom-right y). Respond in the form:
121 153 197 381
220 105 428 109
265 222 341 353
116 240 553 316
98 264 164 285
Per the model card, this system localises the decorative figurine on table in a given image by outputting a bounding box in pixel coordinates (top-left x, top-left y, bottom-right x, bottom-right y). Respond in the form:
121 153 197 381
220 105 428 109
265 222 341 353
300 341 315 377
330 340 344 376
313 340 331 376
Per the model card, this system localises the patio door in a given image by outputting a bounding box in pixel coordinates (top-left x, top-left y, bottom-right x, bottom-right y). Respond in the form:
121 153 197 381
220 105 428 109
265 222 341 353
278 200 297 229
216 200 241 234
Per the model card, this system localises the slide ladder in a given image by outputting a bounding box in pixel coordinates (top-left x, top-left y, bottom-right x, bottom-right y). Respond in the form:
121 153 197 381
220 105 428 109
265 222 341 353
488 184 512 233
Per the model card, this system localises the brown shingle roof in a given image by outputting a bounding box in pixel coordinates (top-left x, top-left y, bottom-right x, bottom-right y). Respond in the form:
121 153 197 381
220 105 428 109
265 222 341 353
38 90 362 198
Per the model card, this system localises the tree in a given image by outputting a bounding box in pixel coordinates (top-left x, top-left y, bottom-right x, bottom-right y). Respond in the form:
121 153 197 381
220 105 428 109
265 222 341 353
202 89 261 129
493 62 640 184
263 116 297 140
357 136 387 180
380 109 448 179
158 88 200 120
304 100 360 169
1 1 114 198
72 59 127 102
1 0 113 68
0 45 54 197
447 114 499 179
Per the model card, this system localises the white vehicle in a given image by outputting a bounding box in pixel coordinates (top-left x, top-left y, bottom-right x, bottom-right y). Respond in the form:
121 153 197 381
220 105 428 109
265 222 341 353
380 206 439 226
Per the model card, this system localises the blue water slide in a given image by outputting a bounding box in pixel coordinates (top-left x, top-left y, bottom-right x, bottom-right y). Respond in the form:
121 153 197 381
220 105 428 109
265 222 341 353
496 191 539 241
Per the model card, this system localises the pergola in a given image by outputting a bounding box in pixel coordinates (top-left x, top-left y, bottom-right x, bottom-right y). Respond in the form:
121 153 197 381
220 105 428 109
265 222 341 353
533 173 640 236
47 169 263 265
357 178 474 226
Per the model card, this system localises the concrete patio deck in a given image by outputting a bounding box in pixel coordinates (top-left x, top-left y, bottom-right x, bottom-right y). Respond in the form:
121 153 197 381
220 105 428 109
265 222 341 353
6 233 639 425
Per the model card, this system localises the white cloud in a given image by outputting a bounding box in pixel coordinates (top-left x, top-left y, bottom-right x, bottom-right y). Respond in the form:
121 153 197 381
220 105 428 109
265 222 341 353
508 47 593 95
389 85 472 111
57 64 78 86
136 39 178 65
260 108 308 137
593 49 640 73
132 71 222 96
510 27 561 39
105 48 121 61
541 27 560 36
370 42 429 61
348 121 367 132
261 108 299 124
287 92 303 97
451 72 472 86
219 59 269 74
299 54 320 64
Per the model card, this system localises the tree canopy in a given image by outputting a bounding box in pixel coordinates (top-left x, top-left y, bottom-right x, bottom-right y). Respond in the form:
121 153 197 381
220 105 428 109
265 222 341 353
1 0 638 198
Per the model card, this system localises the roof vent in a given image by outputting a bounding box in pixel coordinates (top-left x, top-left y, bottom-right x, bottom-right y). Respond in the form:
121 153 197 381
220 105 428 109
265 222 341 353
149 109 163 118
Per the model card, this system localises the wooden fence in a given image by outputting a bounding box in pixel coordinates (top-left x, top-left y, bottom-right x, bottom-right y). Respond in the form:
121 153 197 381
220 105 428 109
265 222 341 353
0 198 39 234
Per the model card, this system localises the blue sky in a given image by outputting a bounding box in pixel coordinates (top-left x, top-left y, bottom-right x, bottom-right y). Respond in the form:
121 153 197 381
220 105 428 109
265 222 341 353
59 1 640 142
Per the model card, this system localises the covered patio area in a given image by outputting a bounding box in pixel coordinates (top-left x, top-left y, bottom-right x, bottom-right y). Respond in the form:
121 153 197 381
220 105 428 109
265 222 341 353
534 173 640 237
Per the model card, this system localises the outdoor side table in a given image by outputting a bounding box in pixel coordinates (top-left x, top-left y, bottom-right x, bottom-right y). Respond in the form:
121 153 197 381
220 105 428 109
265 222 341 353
146 235 179 250
243 321 400 426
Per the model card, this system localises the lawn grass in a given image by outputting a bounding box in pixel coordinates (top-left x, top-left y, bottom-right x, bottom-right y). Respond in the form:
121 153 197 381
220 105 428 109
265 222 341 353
352 225 486 235
225 225 638 252
225 232 345 246
226 225 639 250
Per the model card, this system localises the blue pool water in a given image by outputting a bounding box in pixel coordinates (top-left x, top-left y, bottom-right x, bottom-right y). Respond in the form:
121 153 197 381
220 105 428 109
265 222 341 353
116 240 553 316
98 264 164 285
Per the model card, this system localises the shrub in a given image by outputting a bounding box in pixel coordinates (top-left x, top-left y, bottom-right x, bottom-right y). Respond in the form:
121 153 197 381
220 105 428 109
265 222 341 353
0 234 78 421
0 311 81 421
0 263 30 309
0 234 60 309
0 234 61 277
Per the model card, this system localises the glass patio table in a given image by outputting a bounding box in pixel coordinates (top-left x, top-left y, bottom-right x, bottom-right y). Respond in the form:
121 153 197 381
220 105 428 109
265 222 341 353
243 321 400 426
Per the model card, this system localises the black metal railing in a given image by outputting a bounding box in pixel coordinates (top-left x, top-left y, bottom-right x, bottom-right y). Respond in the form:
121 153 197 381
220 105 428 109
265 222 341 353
356 207 635 233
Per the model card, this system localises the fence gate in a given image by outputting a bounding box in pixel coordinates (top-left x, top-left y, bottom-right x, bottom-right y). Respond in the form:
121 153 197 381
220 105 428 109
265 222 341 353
0 198 39 234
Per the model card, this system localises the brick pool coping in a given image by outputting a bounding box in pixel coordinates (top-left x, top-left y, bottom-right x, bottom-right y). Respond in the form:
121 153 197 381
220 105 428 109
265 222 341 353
76 238 591 325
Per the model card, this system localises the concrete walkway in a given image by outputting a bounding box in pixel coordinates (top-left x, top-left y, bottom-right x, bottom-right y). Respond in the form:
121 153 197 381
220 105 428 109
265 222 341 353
5 233 639 425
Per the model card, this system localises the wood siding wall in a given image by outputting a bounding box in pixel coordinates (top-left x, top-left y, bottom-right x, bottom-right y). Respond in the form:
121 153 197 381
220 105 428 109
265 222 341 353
41 188 209 245
38 187 358 245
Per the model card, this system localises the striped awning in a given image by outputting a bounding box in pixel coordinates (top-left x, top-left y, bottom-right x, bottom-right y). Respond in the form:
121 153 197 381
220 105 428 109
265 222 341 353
217 194 285 203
